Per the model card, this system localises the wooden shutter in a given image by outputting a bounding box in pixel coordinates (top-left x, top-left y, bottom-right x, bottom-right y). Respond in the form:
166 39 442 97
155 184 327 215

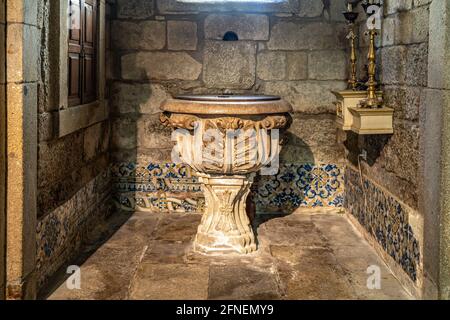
68 0 98 107
68 0 82 106
82 0 97 104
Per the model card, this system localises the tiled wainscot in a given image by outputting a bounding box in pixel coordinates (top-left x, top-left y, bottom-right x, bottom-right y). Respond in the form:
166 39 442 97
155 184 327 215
344 166 421 282
111 163 344 214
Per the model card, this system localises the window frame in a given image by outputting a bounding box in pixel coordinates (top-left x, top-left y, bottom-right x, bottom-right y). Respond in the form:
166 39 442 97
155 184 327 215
56 0 107 138
68 0 98 107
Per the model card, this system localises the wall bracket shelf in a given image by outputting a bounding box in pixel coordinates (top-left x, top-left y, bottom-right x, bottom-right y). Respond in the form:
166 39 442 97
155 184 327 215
332 90 393 135
348 106 394 135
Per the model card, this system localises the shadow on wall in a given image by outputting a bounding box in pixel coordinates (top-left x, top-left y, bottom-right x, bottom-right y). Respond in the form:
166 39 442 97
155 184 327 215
344 131 391 166
256 132 344 214
111 108 345 217
343 129 421 282
38 55 153 299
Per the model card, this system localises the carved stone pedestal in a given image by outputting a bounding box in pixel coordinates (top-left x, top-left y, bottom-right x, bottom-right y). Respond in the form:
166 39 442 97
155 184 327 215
194 175 257 254
160 95 292 255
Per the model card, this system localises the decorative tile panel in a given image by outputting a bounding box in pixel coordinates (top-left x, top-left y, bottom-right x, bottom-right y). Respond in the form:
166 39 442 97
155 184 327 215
111 162 344 213
36 170 113 289
344 166 420 282
256 163 344 213
111 162 204 213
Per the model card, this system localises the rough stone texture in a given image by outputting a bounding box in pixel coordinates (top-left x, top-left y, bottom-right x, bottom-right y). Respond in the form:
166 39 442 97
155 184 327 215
0 23 5 84
347 1 435 295
380 45 407 85
298 0 324 18
327 0 347 22
395 7 429 45
167 20 197 51
386 0 413 15
257 51 286 80
32 0 113 295
36 171 113 291
130 263 210 300
6 23 40 82
38 112 54 142
352 1 432 210
111 82 170 115
267 22 346 50
262 80 347 113
287 114 339 149
157 0 301 14
286 52 308 80
112 21 166 51
47 210 411 300
0 1 5 300
6 0 40 25
122 52 202 81
111 148 174 165
38 132 84 189
308 50 347 80
280 144 344 164
382 16 396 46
37 153 109 218
204 14 269 41
0 0 5 23
84 123 109 162
208 265 280 299
203 41 256 89
116 0 154 19
439 89 450 299
111 117 137 151
405 43 428 87
428 0 450 90
136 114 173 149
383 85 421 121
380 7 429 46
424 0 450 299
0 0 113 298
3 0 42 299
383 121 420 184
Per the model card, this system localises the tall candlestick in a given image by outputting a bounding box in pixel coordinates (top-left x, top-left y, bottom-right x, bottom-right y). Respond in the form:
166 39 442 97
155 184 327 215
347 28 358 90
360 29 382 108
343 2 360 90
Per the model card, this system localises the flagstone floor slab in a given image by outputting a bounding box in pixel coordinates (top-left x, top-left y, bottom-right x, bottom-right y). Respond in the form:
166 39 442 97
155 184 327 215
47 210 412 300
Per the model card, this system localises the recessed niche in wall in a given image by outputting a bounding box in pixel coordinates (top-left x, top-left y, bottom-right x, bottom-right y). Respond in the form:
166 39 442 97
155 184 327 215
223 31 239 41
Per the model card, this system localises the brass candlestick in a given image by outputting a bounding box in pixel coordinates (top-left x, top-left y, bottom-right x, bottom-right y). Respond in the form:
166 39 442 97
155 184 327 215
347 28 358 90
343 3 360 90
360 28 383 108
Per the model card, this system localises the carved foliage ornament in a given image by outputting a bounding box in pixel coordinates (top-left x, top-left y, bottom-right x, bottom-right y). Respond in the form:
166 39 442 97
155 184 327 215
160 112 292 131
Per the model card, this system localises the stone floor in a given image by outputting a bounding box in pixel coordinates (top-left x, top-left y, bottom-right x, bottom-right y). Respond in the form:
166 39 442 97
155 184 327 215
46 210 412 300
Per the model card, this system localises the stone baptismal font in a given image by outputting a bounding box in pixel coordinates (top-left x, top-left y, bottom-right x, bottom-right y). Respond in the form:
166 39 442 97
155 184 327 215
160 95 292 254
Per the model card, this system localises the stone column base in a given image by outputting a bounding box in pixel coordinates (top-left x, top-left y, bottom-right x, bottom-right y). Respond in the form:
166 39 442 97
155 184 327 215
193 175 257 254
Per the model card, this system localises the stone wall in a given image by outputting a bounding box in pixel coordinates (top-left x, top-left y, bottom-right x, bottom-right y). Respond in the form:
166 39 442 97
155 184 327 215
34 0 114 291
110 0 349 214
0 0 6 300
421 0 450 299
344 0 431 296
3 0 40 299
